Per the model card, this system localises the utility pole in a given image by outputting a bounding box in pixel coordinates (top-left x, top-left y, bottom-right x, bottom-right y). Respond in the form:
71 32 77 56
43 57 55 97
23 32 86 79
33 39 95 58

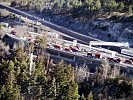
29 53 33 75
28 53 34 100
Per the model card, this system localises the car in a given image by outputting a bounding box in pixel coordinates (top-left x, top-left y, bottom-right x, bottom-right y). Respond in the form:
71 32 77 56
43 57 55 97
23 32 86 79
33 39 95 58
11 30 16 35
54 44 62 50
124 59 133 65
129 58 133 62
107 57 114 61
95 53 101 59
63 46 71 52
87 52 92 56
70 46 79 52
107 57 121 63
28 36 35 42
115 58 121 63
47 43 52 48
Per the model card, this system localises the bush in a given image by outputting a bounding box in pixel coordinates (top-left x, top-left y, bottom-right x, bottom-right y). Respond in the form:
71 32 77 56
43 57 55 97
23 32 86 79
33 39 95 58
107 33 112 38
0 9 10 17
10 1 17 7
0 24 2 30
122 16 133 22
110 14 121 20
95 24 108 31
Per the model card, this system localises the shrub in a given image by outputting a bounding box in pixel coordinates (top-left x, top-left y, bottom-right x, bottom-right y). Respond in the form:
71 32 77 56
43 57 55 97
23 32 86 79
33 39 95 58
10 1 17 7
0 9 10 17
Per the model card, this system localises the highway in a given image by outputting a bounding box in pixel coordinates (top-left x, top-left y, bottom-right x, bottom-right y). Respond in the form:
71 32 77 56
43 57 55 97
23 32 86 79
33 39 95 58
0 3 126 53
2 19 133 68
49 38 133 60
1 3 133 68
46 48 133 69
5 30 133 68
0 3 100 45
3 22 133 68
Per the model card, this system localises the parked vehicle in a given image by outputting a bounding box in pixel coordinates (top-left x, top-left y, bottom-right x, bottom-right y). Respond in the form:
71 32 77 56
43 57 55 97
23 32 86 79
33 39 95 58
87 52 102 59
54 44 62 50
11 30 16 35
28 36 35 42
63 46 71 52
70 46 79 52
95 53 101 59
124 59 133 64
87 52 92 56
107 57 121 63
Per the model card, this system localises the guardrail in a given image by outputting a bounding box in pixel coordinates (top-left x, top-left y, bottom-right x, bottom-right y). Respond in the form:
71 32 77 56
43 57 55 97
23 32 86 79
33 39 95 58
6 33 26 41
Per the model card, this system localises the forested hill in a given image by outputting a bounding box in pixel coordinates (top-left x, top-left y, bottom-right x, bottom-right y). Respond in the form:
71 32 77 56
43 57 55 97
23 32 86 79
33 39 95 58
7 0 133 18
0 0 133 100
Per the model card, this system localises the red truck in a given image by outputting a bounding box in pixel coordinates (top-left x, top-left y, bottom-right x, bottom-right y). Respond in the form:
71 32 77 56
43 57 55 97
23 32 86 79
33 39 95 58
54 44 62 50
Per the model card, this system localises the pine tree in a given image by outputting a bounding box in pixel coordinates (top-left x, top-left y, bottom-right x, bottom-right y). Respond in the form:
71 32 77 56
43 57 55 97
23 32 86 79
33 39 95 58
16 66 21 77
35 3 43 13
72 0 79 6
56 80 79 100
26 1 33 10
118 2 124 11
43 78 56 100
79 94 86 100
10 1 17 7
66 0 71 8
86 0 93 4
108 0 118 12
94 0 101 10
35 36 47 57
87 91 93 100
22 58 46 100
0 59 8 85
88 0 95 11
34 60 45 85
59 0 64 8
0 24 2 30
0 60 20 100
52 60 76 100
53 60 74 85
14 54 29 94
65 81 79 100
128 5 133 14
13 47 26 60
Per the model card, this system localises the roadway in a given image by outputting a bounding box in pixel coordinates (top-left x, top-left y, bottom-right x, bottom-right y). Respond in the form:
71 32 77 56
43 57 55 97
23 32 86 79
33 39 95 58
0 3 100 44
1 3 133 68
0 3 128 54
6 32 133 68
46 48 133 69
50 38 133 60
3 22 133 68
